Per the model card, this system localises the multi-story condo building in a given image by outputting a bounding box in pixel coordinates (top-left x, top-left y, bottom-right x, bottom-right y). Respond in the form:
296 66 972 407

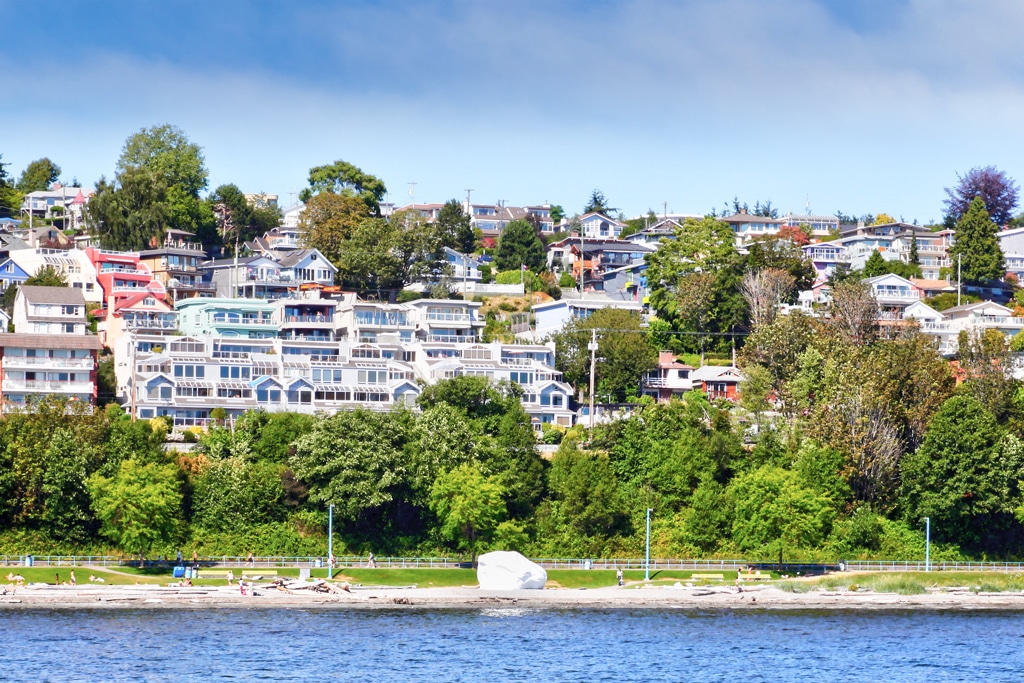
0 285 100 410
176 298 279 339
115 334 573 428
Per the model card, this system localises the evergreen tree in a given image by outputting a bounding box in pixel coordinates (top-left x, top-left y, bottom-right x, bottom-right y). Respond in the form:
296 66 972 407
949 196 1005 283
435 199 475 254
862 250 888 277
909 233 920 266
495 219 545 272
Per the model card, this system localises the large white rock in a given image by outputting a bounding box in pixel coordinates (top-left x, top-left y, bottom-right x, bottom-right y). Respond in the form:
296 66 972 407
476 551 547 590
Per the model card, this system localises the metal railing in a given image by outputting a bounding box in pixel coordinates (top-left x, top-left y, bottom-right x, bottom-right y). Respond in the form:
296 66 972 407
7 555 1024 573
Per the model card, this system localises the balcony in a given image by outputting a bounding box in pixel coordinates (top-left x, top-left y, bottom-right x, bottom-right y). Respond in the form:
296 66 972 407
211 315 277 326
100 266 149 275
124 318 177 331
2 357 94 369
426 311 472 322
114 283 165 294
282 315 334 324
427 334 478 343
2 379 94 393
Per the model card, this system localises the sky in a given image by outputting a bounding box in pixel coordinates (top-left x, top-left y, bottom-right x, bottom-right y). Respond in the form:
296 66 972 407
2 0 1024 224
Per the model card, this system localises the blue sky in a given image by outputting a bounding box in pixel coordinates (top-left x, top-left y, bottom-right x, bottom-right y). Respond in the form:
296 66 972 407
2 0 1023 223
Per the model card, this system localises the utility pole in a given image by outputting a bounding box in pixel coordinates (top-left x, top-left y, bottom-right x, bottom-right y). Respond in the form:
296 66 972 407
957 253 962 306
644 507 652 580
588 329 598 432
129 331 137 422
408 182 417 208
663 201 667 219
924 517 931 572
464 189 473 212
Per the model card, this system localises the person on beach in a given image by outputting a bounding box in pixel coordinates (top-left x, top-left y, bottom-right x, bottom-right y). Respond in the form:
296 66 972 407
616 569 624 587
69 571 76 586
247 551 254 567
239 580 247 596
226 570 234 586
329 553 336 570
54 572 60 585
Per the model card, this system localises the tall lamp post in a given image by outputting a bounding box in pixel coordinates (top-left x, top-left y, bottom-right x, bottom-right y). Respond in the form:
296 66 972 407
924 517 930 572
327 504 334 578
644 508 652 581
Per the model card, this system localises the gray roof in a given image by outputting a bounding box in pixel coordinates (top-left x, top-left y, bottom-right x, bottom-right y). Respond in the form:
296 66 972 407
18 285 87 306
0 332 101 350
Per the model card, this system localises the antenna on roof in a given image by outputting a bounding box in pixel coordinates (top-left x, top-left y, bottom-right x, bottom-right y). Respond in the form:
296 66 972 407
806 194 810 215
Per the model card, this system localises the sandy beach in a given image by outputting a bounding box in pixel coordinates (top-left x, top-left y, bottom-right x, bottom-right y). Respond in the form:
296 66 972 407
3 582 1024 610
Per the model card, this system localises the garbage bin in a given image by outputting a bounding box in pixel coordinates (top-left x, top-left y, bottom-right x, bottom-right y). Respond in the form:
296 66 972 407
24 555 33 567
173 566 185 579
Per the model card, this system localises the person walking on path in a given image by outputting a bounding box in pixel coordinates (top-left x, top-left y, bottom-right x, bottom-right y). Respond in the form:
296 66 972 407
367 552 377 568
69 570 77 586
192 550 199 568
616 569 624 587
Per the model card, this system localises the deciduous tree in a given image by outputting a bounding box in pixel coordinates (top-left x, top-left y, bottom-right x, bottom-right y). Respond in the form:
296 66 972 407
944 165 1019 227
16 158 61 193
299 160 387 215
429 463 506 560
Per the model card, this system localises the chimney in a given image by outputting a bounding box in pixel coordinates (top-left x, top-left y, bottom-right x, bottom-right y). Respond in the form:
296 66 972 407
739 208 748 215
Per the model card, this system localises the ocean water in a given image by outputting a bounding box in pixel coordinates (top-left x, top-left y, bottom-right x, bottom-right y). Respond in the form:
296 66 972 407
2 607 1022 682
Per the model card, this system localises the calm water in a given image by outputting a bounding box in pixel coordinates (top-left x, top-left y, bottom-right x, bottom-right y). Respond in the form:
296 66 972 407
2 607 1023 682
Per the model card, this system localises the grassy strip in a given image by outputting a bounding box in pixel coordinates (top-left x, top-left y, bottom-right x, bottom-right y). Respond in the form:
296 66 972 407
775 572 1024 595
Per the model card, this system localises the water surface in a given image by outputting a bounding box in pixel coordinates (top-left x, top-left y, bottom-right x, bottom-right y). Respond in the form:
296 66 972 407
3 607 1021 682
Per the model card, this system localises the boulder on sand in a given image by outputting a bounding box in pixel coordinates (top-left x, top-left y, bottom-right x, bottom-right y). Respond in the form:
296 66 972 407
476 551 547 590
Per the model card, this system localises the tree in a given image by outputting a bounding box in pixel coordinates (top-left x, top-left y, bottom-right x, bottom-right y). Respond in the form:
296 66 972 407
208 184 281 250
729 465 834 557
435 199 475 254
88 459 183 562
901 395 1023 551
40 428 94 542
299 160 387 215
25 265 68 287
495 219 545 272
552 307 657 401
290 409 409 522
828 279 877 345
583 189 615 216
117 124 208 198
16 158 61 193
191 458 285 533
862 250 888 277
944 166 1019 227
429 463 506 560
550 205 565 224
300 191 372 265
0 154 22 219
87 125 214 249
740 268 795 329
948 196 1005 283
646 216 744 355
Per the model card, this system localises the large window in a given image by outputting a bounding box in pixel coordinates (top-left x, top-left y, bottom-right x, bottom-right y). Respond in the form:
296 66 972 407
174 364 205 378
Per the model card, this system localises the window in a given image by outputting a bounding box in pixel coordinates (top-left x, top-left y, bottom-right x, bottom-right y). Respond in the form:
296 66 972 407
352 346 381 359
176 386 211 397
257 389 281 402
173 365 205 378
509 371 533 385
219 366 251 379
63 323 76 333
170 340 204 354
357 369 386 384
217 387 252 399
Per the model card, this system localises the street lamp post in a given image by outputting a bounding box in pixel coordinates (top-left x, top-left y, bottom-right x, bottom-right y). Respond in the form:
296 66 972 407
327 504 334 578
644 508 652 581
924 517 930 572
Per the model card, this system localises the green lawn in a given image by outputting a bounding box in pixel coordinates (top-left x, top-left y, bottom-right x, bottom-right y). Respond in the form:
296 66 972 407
331 567 477 587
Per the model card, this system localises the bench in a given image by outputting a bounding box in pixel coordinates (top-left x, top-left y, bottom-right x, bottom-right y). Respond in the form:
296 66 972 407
242 570 277 578
738 572 771 581
691 573 725 580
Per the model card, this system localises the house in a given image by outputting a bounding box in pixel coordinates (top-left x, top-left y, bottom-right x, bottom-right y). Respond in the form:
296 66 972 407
720 211 784 246
1 285 100 409
201 255 296 299
691 365 742 401
579 212 626 239
642 351 695 402
8 248 101 303
404 298 485 343
13 285 89 335
527 296 644 340
175 298 279 339
138 230 216 302
20 185 92 232
778 214 840 240
864 273 921 318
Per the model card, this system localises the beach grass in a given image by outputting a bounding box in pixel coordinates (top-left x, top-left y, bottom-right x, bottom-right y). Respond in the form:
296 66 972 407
332 568 477 588
813 571 1024 594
